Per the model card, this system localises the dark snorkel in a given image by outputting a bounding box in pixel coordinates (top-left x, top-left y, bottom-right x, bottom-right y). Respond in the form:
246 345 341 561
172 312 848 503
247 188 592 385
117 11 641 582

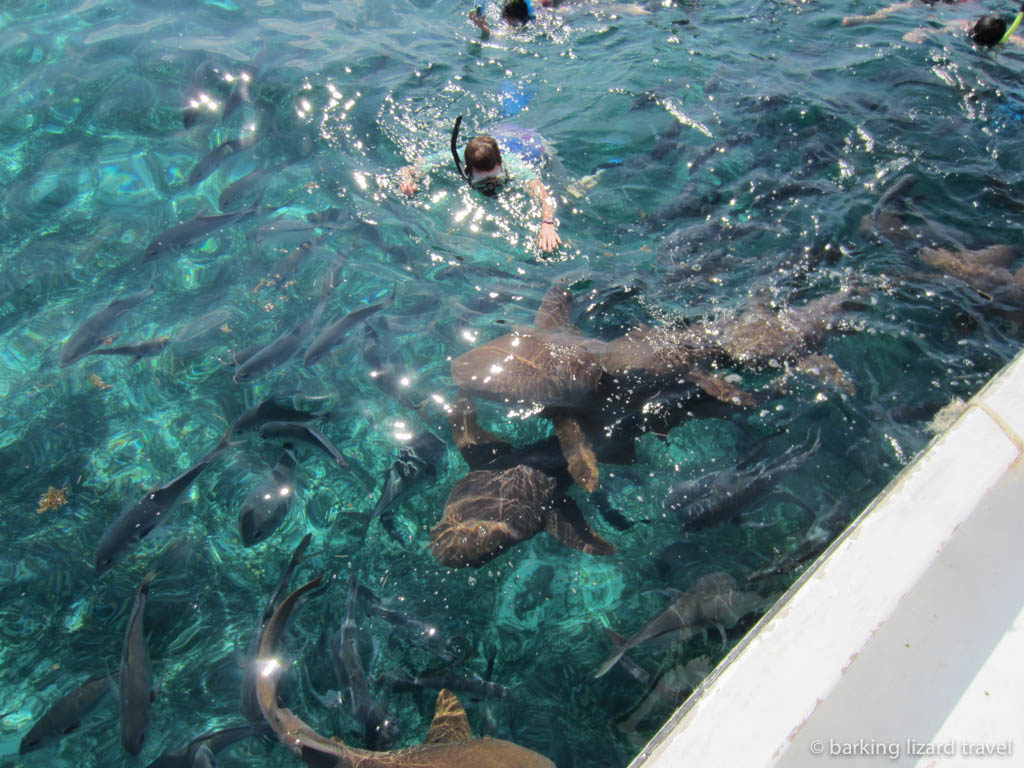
450 115 506 197
451 114 469 182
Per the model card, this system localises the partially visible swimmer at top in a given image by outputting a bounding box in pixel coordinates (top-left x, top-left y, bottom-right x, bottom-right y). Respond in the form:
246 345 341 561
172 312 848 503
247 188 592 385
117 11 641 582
843 0 975 28
398 116 562 252
469 0 648 36
969 8 1024 46
900 2 1023 44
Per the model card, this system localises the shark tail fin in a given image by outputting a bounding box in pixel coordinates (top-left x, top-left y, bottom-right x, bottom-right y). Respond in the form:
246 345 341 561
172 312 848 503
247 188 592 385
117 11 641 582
594 628 628 678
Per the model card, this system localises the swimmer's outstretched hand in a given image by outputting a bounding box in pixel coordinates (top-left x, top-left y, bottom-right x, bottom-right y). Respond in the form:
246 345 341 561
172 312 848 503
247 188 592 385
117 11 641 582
539 221 561 252
398 166 417 196
470 8 491 36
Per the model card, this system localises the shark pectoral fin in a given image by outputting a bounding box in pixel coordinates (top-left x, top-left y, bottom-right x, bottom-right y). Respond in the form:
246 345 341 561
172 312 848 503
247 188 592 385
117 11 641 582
554 415 599 493
447 391 512 466
686 368 757 407
533 284 574 331
425 689 473 744
544 496 615 556
793 354 854 396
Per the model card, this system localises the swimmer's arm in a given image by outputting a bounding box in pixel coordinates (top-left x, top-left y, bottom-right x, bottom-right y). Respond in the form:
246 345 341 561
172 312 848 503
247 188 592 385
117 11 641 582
843 1 913 27
527 178 562 252
399 154 441 196
398 162 421 196
469 7 492 36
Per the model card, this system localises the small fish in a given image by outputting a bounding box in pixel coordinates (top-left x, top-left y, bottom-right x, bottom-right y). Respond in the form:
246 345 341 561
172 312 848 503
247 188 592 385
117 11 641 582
188 135 257 186
595 572 762 678
87 336 172 363
19 675 116 754
258 421 348 469
60 285 155 367
94 436 228 575
368 431 446 544
332 576 400 750
238 449 298 546
145 724 257 768
233 292 331 383
266 233 332 286
361 326 420 409
230 396 329 436
143 193 263 263
219 166 276 211
303 285 396 368
666 435 820 532
357 583 460 662
121 570 157 756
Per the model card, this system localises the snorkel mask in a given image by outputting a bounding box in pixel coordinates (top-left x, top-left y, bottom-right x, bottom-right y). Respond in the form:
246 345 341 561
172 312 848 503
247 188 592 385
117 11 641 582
451 115 508 197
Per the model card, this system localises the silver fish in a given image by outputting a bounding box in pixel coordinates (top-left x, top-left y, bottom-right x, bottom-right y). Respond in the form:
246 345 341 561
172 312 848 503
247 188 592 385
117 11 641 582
238 449 297 546
265 232 332 286
229 397 328 436
258 421 348 469
666 434 820 532
234 283 333 383
188 135 257 186
357 583 460 662
595 572 762 678
19 675 116 754
120 570 157 756
59 285 155 367
331 576 400 750
143 193 262 262
368 430 445 544
219 166 276 211
303 285 396 368
94 437 228 575
87 336 172 363
144 724 257 768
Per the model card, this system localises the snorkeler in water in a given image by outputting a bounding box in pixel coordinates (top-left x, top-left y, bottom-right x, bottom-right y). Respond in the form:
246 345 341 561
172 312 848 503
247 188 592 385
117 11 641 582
469 0 647 36
842 0 975 28
969 7 1024 45
398 116 562 252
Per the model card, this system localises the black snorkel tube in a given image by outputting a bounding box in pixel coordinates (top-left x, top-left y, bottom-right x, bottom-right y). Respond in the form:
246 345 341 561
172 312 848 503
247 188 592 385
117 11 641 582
451 114 469 181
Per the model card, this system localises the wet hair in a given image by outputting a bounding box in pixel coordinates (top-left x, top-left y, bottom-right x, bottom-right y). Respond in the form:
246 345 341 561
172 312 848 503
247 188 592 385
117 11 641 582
971 15 1007 46
465 136 502 172
503 0 532 25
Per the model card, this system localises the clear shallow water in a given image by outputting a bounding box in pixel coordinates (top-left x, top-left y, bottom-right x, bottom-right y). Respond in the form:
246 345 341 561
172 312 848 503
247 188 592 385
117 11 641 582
2 0 1023 765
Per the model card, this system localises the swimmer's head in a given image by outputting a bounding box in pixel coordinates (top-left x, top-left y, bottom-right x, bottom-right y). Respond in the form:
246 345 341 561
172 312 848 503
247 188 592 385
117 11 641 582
503 0 534 25
465 136 506 196
465 135 502 173
971 14 1008 46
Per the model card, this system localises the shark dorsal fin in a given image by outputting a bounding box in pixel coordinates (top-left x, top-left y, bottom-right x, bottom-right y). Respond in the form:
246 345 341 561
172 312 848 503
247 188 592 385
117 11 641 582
425 689 473 744
533 285 574 331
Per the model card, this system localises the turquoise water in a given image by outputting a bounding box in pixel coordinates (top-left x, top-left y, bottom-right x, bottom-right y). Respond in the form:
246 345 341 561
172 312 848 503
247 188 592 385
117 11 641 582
2 0 1023 765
